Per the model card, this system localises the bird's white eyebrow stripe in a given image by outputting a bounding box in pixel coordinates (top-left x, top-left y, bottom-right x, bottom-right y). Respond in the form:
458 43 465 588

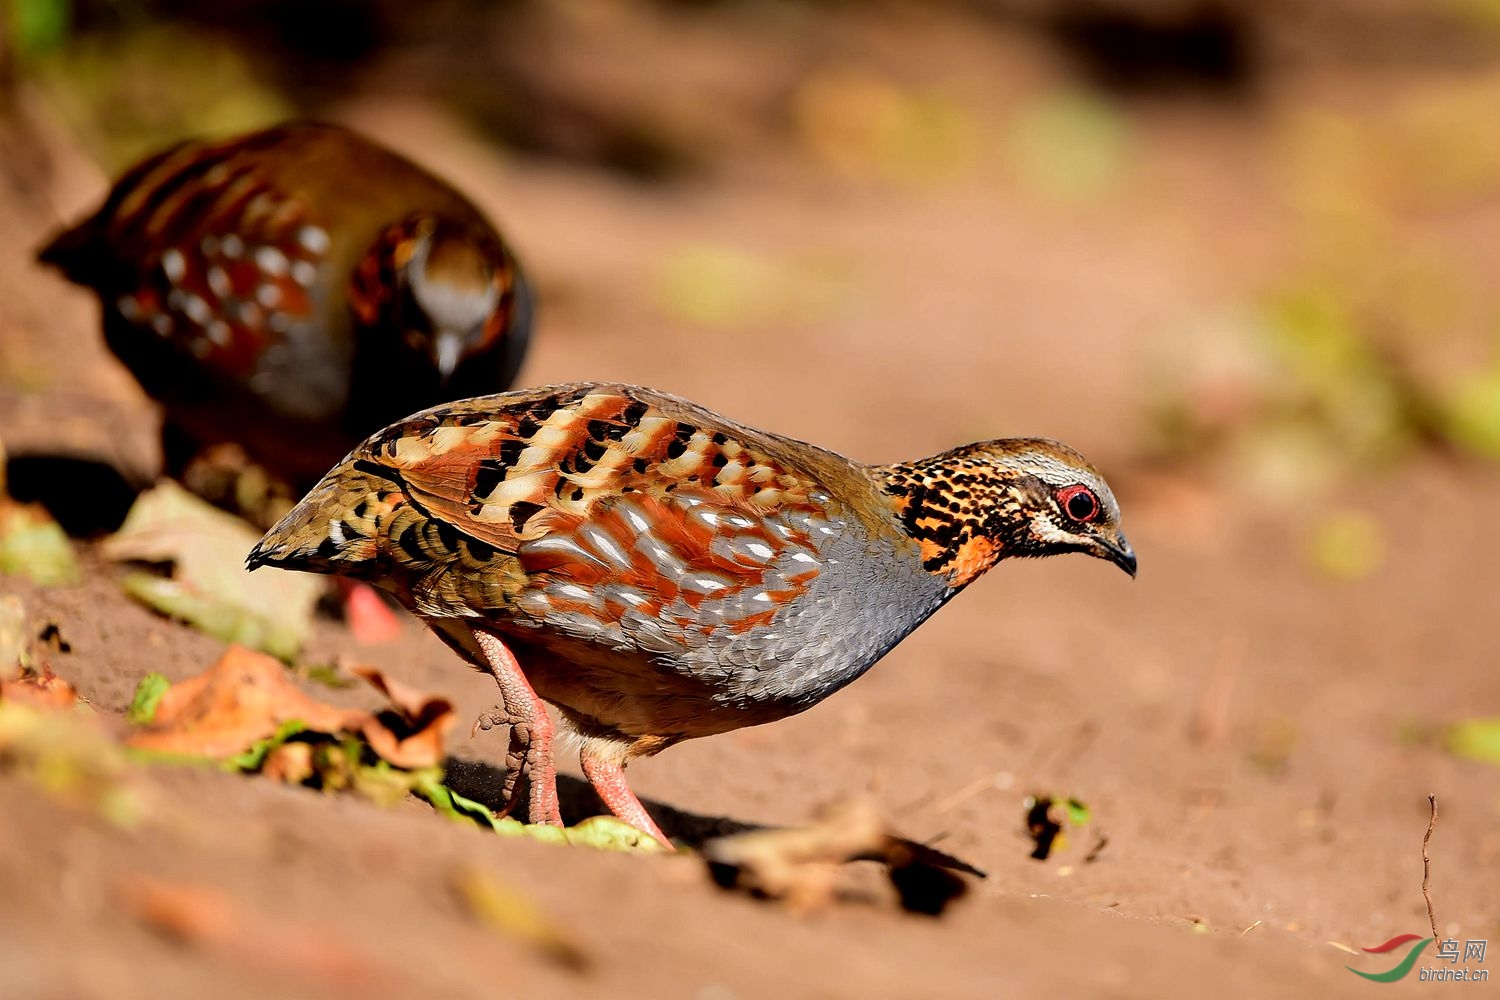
998 452 1119 519
1007 454 1085 486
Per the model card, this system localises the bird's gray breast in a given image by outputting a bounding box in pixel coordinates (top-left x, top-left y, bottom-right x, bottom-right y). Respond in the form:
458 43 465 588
677 525 951 712
495 489 951 720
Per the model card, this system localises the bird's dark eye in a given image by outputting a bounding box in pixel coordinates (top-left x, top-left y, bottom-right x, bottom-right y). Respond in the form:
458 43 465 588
1058 485 1100 523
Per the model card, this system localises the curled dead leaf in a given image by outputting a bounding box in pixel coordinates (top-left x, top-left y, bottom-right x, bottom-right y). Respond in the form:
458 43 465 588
702 798 980 916
125 648 457 777
126 646 365 758
0 662 81 712
351 666 455 770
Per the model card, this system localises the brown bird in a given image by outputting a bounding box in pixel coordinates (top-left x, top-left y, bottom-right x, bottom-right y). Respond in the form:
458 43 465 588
248 383 1135 848
37 120 532 497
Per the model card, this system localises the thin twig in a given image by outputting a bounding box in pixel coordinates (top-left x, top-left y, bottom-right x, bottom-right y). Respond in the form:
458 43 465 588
1422 794 1439 941
930 773 995 815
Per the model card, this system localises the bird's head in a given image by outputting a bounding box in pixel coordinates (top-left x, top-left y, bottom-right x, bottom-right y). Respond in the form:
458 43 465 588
353 216 528 384
880 438 1135 588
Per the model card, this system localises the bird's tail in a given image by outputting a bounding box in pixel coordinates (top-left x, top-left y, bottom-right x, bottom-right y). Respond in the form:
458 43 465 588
37 139 191 283
35 215 104 283
246 463 392 575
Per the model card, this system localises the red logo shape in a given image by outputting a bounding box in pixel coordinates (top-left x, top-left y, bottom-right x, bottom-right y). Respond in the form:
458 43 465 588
1363 934 1425 954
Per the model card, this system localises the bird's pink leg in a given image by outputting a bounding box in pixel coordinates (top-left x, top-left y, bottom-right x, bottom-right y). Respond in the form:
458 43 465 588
473 629 562 826
579 749 673 850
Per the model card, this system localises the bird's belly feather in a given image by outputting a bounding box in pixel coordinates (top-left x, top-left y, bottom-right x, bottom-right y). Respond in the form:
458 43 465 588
491 533 949 741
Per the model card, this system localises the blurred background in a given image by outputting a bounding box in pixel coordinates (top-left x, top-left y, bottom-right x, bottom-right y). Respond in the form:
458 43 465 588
1 2 1499 993
5 0 1500 522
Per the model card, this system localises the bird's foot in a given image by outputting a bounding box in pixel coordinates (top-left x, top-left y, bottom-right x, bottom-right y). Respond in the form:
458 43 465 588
580 748 673 851
470 705 556 823
473 628 562 826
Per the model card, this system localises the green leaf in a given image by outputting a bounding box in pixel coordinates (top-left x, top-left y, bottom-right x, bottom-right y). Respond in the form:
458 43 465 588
447 788 506 832
1064 798 1092 827
450 865 590 969
11 0 70 56
564 815 669 852
1442 364 1500 460
0 503 80 586
122 746 218 767
449 788 505 829
415 778 508 832
351 759 429 807
1307 511 1385 581
224 719 307 772
125 672 170 725
0 700 144 827
509 821 569 846
1445 718 1500 765
293 663 356 689
413 775 456 811
118 574 303 662
413 777 664 851
1007 89 1130 203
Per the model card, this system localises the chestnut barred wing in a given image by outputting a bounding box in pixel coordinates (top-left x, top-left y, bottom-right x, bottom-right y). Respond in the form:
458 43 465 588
41 131 334 392
371 387 846 641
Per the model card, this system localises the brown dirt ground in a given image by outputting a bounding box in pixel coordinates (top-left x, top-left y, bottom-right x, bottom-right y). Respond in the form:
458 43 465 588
3 37 1499 997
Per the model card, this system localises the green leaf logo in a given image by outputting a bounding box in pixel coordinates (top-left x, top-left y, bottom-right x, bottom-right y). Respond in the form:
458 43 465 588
1346 937 1433 983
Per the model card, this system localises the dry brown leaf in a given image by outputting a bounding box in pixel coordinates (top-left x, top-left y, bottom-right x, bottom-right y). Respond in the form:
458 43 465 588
351 665 456 769
0 594 27 671
103 482 320 658
120 874 238 946
702 798 978 915
124 647 457 774
126 645 365 757
702 799 884 911
0 663 81 711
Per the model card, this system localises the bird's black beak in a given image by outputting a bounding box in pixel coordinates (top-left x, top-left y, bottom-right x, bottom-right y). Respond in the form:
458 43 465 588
1096 531 1137 578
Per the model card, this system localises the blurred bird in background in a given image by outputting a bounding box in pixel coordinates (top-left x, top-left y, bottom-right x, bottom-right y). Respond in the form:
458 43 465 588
38 121 534 639
38 120 533 517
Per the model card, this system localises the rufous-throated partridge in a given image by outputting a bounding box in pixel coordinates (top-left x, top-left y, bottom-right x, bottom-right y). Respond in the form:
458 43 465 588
38 120 532 507
249 383 1136 848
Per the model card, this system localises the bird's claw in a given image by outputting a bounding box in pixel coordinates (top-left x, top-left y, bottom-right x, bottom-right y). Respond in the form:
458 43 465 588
470 705 516 738
497 721 533 818
471 709 541 822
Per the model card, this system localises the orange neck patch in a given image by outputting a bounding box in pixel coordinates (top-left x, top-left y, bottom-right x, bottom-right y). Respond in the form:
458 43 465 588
943 535 1000 588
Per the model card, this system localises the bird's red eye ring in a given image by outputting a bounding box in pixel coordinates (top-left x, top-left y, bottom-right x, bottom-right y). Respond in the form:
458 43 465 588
1058 484 1100 523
